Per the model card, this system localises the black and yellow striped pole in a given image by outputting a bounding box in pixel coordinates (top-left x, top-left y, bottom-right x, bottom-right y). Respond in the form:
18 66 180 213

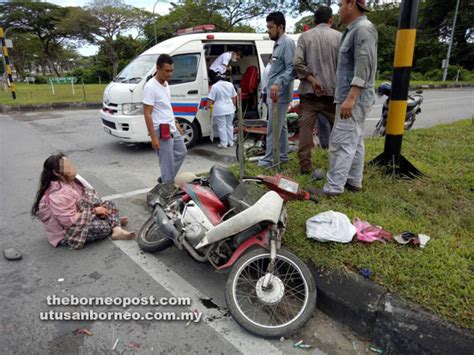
371 0 420 177
0 27 16 100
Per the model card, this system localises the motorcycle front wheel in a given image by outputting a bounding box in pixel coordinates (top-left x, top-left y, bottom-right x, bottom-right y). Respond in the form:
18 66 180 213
372 119 386 137
137 216 173 252
225 248 316 338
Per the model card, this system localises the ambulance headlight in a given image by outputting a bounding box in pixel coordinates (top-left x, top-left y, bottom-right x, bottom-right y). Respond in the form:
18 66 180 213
122 103 143 115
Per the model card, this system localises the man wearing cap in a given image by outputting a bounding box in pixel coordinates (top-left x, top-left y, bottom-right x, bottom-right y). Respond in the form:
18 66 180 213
294 5 342 174
320 0 377 196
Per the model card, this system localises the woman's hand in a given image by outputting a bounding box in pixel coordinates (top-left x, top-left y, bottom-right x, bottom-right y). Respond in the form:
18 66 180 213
93 206 109 217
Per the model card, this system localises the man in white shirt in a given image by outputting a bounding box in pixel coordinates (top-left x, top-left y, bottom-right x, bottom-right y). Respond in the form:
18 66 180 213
208 50 242 84
143 54 187 183
207 78 237 148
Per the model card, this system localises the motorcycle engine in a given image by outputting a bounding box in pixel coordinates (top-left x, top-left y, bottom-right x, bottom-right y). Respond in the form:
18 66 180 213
182 202 213 247
185 223 205 247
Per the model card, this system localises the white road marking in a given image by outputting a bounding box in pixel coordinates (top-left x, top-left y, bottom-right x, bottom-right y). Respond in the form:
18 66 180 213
102 188 151 201
112 240 284 355
423 95 473 103
366 95 474 122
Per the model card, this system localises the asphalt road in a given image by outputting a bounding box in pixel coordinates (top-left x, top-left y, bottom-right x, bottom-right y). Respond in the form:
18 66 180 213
0 88 472 354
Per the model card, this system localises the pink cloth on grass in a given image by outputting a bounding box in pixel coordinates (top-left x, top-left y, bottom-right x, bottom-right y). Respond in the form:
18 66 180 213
354 218 392 243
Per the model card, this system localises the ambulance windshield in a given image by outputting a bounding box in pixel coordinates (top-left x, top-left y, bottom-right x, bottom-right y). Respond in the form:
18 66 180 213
114 54 159 83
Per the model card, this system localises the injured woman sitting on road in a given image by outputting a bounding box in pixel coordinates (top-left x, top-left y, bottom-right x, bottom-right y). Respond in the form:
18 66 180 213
32 153 135 249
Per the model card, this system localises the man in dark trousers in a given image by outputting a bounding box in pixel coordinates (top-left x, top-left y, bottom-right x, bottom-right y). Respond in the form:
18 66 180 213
321 0 377 196
294 6 342 174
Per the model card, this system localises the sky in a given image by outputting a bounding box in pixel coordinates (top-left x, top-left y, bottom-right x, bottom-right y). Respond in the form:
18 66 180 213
45 0 319 56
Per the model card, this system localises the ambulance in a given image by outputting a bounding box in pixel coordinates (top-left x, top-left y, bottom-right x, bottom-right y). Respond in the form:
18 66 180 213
100 25 300 148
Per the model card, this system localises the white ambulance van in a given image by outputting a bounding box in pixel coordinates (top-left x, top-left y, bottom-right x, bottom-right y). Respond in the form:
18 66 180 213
100 25 300 148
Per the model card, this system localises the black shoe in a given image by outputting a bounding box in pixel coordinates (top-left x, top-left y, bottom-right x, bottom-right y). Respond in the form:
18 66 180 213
345 183 362 192
307 187 340 198
157 177 163 184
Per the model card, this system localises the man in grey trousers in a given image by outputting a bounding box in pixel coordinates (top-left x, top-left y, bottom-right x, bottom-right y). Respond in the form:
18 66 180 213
143 54 187 183
321 0 377 196
258 11 296 168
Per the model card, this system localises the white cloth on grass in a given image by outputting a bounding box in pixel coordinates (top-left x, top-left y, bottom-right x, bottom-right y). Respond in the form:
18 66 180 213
306 210 356 243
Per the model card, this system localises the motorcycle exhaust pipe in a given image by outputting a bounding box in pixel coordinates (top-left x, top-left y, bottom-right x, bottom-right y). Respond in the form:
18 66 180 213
182 238 207 262
152 204 180 242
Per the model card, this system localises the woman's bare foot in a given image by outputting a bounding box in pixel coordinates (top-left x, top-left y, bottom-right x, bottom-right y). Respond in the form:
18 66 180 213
120 216 129 226
111 227 135 240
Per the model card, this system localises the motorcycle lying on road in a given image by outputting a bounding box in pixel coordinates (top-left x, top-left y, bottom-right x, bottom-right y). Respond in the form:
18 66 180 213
137 165 317 337
373 82 424 137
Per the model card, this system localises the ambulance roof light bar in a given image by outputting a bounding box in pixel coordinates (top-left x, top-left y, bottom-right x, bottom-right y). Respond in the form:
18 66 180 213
176 24 216 36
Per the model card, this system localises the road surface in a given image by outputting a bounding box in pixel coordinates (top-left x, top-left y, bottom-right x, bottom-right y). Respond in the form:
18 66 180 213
0 88 472 353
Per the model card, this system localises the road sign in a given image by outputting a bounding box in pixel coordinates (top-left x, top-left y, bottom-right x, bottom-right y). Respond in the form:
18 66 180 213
48 77 77 84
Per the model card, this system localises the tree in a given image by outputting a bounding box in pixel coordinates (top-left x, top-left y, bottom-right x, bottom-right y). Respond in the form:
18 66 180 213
0 2 96 76
211 0 288 30
418 0 474 71
87 0 152 77
366 4 399 76
6 33 42 80
144 0 233 45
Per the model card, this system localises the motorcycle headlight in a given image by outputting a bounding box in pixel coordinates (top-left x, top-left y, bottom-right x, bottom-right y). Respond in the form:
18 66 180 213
122 103 144 115
277 177 299 194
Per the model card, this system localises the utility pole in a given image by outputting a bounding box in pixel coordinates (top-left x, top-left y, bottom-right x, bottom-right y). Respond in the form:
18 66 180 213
153 0 173 45
442 0 460 81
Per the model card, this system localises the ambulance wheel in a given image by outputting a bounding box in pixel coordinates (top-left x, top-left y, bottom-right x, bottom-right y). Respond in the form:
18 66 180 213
178 118 200 149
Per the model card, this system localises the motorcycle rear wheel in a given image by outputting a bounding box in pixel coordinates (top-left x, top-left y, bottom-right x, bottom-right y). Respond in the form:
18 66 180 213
225 248 316 338
137 216 173 253
405 113 416 131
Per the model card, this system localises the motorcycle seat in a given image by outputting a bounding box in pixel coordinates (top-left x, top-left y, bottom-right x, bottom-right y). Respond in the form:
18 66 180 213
209 164 240 201
243 119 267 128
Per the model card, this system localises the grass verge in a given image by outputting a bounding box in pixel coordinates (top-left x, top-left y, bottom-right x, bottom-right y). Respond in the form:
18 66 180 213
234 119 473 329
1 81 473 106
0 83 107 106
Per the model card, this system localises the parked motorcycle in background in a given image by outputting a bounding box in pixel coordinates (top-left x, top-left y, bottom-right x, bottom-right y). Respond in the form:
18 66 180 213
373 82 424 137
137 165 317 337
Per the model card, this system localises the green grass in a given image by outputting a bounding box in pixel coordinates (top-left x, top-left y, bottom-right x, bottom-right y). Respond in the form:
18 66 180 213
1 81 472 107
233 119 474 329
0 83 107 106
